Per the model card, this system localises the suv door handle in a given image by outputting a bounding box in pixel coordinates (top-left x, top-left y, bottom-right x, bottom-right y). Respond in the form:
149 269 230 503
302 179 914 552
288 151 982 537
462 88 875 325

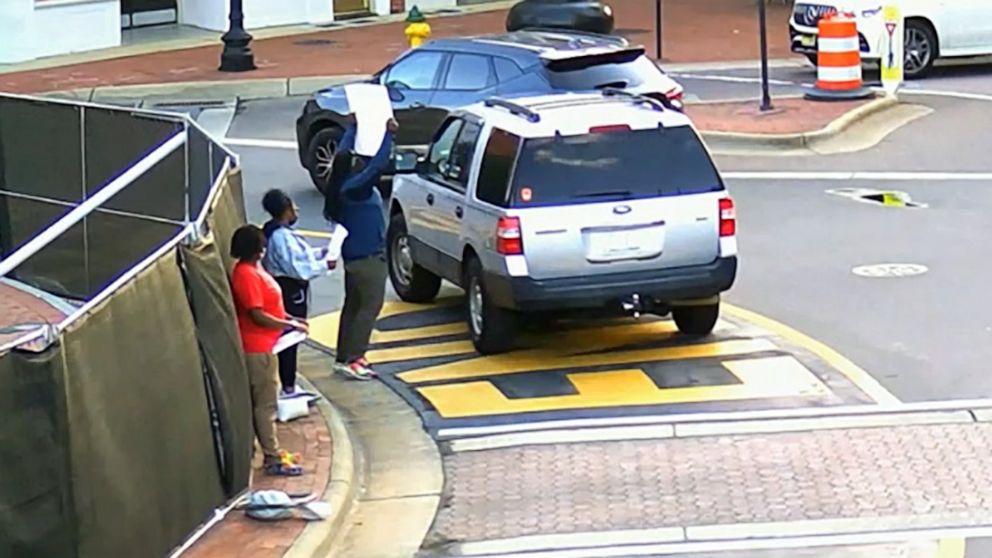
455 206 463 219
426 193 434 205
411 102 426 109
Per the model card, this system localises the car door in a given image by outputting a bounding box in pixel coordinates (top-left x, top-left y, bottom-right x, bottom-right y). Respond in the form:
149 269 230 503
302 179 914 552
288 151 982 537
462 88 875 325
380 50 446 148
404 117 465 276
429 53 498 120
425 118 483 269
923 0 990 53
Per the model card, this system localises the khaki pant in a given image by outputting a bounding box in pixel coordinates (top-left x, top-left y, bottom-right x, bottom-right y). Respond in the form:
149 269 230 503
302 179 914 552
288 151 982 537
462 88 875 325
245 352 280 465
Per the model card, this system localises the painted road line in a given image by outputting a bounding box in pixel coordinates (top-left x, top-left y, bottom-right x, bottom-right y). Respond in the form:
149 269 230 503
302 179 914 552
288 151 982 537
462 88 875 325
937 538 966 558
447 410 973 452
669 72 802 86
724 171 992 181
453 526 992 558
417 355 831 418
900 89 992 103
436 398 992 440
454 528 685 556
723 303 901 405
448 424 676 452
223 137 297 149
398 338 777 383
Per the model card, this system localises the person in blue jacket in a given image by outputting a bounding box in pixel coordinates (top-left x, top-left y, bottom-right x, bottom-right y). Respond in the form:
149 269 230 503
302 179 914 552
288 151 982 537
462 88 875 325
323 115 397 380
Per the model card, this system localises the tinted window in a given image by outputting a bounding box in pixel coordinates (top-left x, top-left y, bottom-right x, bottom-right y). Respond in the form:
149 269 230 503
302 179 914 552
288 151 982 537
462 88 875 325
427 119 464 178
476 129 521 207
494 57 523 82
448 121 483 188
545 56 666 91
509 126 722 207
443 54 493 90
386 51 445 90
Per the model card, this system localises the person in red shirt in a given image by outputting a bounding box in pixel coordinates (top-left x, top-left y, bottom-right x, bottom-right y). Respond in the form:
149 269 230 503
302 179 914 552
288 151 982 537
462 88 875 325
229 224 309 476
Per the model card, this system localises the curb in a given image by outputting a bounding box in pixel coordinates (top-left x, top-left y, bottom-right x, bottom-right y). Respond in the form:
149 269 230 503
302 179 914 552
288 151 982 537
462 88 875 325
701 94 899 153
45 75 368 104
282 375 359 558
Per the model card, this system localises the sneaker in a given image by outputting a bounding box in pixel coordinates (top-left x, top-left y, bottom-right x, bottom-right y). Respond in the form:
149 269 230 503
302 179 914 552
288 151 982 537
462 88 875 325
280 386 318 400
334 360 374 381
354 357 379 378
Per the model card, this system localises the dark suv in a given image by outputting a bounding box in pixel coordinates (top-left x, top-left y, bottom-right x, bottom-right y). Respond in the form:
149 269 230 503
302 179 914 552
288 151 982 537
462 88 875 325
295 29 684 192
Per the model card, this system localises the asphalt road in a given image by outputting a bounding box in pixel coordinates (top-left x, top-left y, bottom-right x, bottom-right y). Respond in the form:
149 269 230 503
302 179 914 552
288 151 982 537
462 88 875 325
218 69 992 405
193 68 992 556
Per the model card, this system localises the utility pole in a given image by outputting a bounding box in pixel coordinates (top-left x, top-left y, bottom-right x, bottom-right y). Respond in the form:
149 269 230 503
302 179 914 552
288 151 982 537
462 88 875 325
758 0 773 111
219 0 256 72
655 0 663 60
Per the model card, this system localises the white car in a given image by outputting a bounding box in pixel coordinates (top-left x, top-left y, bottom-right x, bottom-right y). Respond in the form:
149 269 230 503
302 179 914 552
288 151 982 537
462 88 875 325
790 0 992 77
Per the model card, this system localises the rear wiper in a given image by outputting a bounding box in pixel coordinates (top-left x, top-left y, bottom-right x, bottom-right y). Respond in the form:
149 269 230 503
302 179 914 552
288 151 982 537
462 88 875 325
573 190 633 199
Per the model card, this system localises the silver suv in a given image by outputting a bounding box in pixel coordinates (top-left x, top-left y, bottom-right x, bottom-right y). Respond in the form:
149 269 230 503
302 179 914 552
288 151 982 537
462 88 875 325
386 90 738 354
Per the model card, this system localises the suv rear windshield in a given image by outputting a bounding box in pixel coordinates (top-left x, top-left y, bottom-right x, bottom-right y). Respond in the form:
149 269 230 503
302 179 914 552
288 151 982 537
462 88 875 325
509 126 722 208
544 56 663 91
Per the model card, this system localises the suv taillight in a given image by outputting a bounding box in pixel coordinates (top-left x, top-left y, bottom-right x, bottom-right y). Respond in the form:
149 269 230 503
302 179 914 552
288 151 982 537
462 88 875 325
719 197 736 237
497 216 523 255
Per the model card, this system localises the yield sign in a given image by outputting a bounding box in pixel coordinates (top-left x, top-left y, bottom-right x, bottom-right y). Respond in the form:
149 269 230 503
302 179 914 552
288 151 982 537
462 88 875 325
885 22 897 35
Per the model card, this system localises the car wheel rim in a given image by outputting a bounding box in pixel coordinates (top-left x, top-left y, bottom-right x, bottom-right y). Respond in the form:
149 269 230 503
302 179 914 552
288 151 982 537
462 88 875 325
314 142 336 180
392 235 414 287
905 27 932 74
469 279 484 336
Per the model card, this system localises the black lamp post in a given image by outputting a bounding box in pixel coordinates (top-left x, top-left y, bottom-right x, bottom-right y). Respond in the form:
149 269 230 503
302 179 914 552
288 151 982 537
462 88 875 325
655 0 663 60
219 0 256 72
757 0 773 111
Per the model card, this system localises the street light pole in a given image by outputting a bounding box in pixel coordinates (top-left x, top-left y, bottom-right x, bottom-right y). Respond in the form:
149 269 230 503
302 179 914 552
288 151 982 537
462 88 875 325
655 0 663 60
219 0 256 72
757 0 773 111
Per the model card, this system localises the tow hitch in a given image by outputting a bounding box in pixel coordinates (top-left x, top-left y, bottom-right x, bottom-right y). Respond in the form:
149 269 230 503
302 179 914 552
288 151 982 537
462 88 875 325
622 294 644 318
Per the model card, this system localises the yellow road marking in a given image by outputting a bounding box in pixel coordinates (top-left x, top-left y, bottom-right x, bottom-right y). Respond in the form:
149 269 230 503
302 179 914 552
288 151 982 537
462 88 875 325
416 355 832 418
398 338 777 383
297 229 333 239
936 539 966 558
723 303 901 405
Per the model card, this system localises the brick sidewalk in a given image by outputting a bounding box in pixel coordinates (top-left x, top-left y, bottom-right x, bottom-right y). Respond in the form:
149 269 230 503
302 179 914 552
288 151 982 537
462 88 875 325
432 422 992 545
0 282 66 346
184 403 334 558
687 97 873 135
0 0 795 94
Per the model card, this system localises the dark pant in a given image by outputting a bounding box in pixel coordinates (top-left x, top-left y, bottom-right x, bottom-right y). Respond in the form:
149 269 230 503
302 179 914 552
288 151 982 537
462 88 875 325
275 276 309 392
336 254 387 364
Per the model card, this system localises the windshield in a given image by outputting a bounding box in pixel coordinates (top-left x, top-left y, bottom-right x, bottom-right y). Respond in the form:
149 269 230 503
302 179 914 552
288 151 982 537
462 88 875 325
545 56 667 91
509 126 723 207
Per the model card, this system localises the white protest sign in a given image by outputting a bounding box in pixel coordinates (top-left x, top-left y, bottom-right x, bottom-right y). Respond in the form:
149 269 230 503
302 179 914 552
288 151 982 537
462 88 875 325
344 83 394 157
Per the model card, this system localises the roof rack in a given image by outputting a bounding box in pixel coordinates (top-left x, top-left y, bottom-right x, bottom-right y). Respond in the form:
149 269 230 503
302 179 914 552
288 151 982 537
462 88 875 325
600 87 674 112
483 98 541 123
516 27 630 47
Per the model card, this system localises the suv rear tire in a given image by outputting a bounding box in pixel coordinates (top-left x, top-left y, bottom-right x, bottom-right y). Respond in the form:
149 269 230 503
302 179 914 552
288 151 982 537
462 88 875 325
465 258 516 354
673 303 719 336
387 214 441 303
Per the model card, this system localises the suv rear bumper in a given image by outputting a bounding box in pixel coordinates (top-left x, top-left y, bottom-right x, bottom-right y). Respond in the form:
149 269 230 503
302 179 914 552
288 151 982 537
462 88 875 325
485 256 738 312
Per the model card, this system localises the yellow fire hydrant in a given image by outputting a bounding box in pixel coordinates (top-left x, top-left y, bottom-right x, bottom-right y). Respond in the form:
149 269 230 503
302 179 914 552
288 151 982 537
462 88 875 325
404 6 431 48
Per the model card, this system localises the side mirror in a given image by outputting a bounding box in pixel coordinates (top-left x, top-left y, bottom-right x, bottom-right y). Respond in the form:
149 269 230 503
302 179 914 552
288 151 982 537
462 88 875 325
394 151 423 174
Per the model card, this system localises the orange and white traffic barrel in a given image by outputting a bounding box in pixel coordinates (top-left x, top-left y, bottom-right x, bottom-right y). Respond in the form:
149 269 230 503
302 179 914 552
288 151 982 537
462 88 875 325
805 13 874 101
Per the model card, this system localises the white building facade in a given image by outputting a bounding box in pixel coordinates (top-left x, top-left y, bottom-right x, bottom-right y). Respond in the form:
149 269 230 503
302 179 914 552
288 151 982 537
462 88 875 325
0 0 460 64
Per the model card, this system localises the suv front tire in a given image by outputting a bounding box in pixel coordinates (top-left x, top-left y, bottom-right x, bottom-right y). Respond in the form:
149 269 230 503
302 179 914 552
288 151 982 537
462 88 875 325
387 214 442 303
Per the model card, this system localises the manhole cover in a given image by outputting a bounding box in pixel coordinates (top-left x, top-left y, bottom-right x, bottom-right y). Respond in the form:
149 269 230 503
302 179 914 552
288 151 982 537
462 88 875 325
295 38 337 46
826 188 927 208
852 263 928 278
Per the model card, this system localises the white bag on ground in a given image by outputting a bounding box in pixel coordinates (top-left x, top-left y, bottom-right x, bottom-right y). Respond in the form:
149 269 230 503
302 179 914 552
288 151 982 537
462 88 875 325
277 396 310 422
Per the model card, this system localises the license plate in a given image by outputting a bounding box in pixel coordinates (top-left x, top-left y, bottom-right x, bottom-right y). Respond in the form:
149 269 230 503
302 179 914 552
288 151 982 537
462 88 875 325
586 227 664 262
800 35 816 47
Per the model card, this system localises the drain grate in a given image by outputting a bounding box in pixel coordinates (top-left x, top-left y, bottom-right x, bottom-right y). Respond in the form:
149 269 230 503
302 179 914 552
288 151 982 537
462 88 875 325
295 38 337 46
826 188 927 208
